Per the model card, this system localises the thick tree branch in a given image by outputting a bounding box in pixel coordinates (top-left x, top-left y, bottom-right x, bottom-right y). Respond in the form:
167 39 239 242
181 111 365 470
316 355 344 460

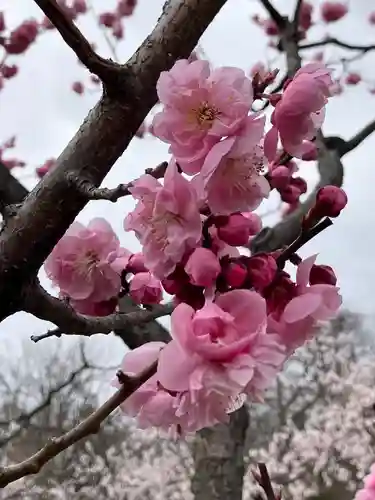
33 0 122 83
300 37 375 53
258 0 286 29
0 0 228 319
0 360 157 488
114 296 171 348
24 284 174 338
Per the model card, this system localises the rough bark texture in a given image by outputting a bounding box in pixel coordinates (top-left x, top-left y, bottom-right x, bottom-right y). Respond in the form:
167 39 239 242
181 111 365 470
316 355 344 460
0 0 228 320
191 407 249 500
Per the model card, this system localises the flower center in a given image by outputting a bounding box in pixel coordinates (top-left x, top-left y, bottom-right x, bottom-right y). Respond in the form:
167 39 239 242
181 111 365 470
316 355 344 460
191 101 220 129
149 212 182 250
76 250 99 275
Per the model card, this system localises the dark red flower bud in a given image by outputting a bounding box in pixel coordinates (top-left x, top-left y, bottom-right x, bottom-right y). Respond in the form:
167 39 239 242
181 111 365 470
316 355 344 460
247 253 278 291
310 264 337 286
315 185 347 217
222 261 248 288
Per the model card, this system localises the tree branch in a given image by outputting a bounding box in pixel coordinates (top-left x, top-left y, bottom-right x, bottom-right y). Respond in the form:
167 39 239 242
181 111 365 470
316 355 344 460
0 0 228 320
0 360 158 488
0 162 28 206
341 118 375 155
256 463 278 500
0 360 89 448
24 283 174 338
114 296 171 348
68 160 168 202
33 0 122 83
292 0 303 33
300 37 375 53
251 21 344 254
258 0 286 29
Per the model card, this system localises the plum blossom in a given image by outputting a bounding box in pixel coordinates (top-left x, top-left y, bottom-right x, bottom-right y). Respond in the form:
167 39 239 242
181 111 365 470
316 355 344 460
152 59 253 174
321 1 348 23
268 255 342 352
130 272 163 305
194 115 270 214
184 247 220 287
117 291 285 433
264 63 333 160
45 218 130 306
124 162 202 279
158 290 285 405
216 212 261 246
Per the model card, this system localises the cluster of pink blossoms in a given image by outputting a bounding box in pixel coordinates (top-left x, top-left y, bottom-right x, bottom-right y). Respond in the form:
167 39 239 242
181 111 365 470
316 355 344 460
45 58 347 434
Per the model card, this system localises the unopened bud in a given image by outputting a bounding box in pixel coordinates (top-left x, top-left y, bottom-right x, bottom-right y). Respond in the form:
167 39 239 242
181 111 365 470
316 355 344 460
310 264 337 286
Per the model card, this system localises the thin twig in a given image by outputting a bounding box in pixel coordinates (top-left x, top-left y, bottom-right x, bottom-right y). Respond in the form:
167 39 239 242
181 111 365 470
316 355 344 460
258 0 286 29
33 0 121 82
292 0 303 34
300 37 375 53
85 0 119 62
276 217 333 268
0 361 89 448
0 360 158 487
68 161 168 202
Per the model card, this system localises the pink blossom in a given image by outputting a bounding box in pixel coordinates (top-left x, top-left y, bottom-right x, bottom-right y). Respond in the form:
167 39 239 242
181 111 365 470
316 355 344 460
36 158 55 178
45 218 131 304
6 20 38 55
299 1 313 31
158 291 285 424
185 247 220 287
222 261 248 288
72 81 84 95
314 185 348 217
370 12 375 25
115 341 249 433
194 115 270 214
216 213 259 246
270 255 341 352
321 2 348 23
345 72 361 85
265 63 333 160
127 252 147 274
160 290 270 364
124 162 202 279
152 60 253 174
69 297 118 316
130 272 163 305
309 264 337 286
116 292 285 433
247 253 278 291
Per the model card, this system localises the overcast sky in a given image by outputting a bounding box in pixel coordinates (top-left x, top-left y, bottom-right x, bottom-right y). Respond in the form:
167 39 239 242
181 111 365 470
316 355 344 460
1 0 375 368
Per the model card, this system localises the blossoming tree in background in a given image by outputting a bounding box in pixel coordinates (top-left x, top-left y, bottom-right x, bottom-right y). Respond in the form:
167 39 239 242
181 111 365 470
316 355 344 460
0 0 374 499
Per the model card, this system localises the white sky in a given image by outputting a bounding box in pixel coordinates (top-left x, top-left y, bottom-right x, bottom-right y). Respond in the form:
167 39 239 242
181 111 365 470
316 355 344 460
1 0 375 367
